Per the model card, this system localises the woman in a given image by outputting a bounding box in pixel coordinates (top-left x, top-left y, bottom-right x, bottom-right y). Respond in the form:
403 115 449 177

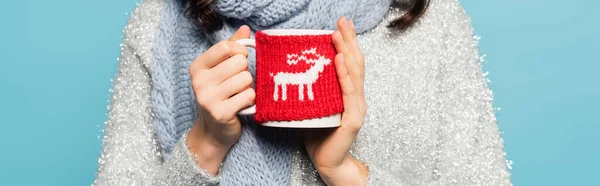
94 0 511 185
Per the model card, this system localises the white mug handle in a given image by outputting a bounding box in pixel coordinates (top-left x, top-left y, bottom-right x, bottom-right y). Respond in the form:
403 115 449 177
236 39 257 115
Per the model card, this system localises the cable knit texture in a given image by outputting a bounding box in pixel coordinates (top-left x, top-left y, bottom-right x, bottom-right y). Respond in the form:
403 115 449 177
152 0 207 158
95 0 512 185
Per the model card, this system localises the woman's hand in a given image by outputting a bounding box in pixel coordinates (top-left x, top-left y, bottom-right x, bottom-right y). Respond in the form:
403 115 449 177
186 26 255 175
304 17 369 185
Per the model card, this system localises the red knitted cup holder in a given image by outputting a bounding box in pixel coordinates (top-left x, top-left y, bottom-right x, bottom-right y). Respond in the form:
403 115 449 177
236 29 343 128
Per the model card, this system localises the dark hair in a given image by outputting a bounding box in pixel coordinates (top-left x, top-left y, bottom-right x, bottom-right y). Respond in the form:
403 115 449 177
187 0 430 34
387 0 430 30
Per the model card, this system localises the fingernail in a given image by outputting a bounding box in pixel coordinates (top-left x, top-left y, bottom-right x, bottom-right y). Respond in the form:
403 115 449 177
350 20 355 28
334 31 342 38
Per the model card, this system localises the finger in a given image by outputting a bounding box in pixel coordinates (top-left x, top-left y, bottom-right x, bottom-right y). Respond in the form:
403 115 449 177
356 78 366 113
333 31 363 100
332 30 357 77
333 29 360 75
209 54 248 85
349 64 366 115
335 54 361 121
332 31 361 80
190 26 250 71
191 54 248 89
337 18 366 103
335 54 355 97
332 30 350 56
216 71 253 99
337 16 355 42
190 40 248 71
337 17 363 65
221 87 255 114
340 46 361 83
229 25 251 41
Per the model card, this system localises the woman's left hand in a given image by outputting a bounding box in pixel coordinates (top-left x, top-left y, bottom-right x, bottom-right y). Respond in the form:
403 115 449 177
304 16 368 186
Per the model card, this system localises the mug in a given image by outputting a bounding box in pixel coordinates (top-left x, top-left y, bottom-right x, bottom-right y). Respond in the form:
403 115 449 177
237 29 343 128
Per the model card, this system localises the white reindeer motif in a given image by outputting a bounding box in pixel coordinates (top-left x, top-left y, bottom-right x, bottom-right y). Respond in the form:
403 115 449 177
270 48 331 101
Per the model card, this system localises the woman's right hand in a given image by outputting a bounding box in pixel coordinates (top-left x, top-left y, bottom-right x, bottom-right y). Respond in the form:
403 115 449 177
186 26 254 175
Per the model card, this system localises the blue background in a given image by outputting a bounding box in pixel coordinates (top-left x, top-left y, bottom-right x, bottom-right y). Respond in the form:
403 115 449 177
0 0 598 185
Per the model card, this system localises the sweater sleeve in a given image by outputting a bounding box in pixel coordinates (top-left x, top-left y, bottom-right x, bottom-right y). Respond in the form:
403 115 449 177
358 1 511 185
427 1 512 185
93 26 218 186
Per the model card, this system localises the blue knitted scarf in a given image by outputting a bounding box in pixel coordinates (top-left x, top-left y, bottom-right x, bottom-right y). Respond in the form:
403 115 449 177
152 0 391 184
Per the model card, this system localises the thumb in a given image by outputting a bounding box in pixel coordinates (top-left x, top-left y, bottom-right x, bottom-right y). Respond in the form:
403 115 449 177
229 25 251 41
